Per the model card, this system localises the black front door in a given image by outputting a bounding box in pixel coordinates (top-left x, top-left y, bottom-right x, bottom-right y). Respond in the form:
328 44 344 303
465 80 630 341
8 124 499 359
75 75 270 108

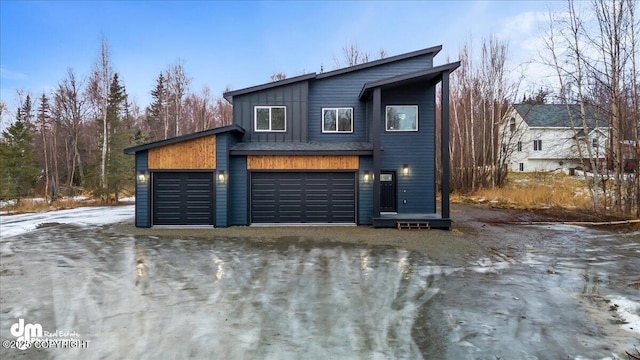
380 171 397 212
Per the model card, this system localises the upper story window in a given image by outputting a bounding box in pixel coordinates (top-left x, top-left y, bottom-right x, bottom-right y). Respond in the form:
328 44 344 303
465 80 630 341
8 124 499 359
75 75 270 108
592 138 598 148
509 118 516 133
255 106 286 132
386 105 418 132
533 139 542 151
322 108 353 133
517 141 522 152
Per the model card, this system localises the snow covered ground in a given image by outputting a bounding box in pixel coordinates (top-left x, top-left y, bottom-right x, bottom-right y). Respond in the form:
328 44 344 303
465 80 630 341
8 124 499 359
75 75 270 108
0 205 134 238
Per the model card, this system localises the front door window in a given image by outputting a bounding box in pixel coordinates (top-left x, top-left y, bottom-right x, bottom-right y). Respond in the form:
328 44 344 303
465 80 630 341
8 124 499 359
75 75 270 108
380 171 397 212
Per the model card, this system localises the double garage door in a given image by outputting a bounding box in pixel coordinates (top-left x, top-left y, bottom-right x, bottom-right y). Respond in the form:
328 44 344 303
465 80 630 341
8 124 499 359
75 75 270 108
251 172 356 224
153 172 214 225
152 171 356 225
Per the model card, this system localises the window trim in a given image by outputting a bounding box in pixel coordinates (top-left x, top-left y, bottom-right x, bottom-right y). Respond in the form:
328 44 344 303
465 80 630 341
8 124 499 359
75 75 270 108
385 105 419 132
321 107 354 133
517 141 522 152
254 106 286 132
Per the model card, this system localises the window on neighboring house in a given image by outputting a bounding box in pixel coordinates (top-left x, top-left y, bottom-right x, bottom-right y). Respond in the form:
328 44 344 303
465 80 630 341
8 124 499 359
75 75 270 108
509 118 516 133
517 141 522 152
592 138 598 148
519 163 524 172
386 105 418 131
322 108 353 133
502 143 507 153
255 106 286 132
533 139 542 151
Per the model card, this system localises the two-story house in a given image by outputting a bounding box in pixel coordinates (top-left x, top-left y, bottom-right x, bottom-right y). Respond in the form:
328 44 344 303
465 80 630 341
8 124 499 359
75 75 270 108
125 46 460 229
500 104 608 173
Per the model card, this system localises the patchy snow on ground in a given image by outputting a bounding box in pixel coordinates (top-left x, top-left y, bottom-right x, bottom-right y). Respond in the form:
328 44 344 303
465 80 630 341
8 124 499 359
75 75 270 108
119 196 135 202
0 205 134 239
608 295 640 335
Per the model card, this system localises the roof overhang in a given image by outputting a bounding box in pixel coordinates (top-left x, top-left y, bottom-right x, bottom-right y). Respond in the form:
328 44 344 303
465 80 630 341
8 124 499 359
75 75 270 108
124 124 245 155
223 45 446 104
358 61 461 101
229 142 373 156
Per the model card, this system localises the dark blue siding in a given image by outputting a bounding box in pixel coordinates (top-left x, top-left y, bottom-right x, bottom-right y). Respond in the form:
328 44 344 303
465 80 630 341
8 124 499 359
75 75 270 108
358 156 373 225
216 134 229 227
229 156 248 225
233 81 308 143
309 54 433 142
135 151 150 227
380 83 436 213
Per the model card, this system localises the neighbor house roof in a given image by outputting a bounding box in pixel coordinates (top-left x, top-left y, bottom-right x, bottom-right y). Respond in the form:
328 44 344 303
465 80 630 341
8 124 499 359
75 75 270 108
230 142 373 155
359 62 461 100
124 124 245 154
512 104 602 128
223 45 443 104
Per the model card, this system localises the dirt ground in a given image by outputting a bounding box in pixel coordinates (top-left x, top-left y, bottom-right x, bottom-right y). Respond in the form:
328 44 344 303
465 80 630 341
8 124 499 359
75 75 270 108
111 203 636 267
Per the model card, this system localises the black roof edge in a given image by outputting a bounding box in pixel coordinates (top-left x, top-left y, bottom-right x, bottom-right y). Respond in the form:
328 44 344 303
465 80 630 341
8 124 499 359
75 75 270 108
124 124 245 155
222 45 443 103
223 73 317 103
230 150 373 156
359 61 461 100
317 45 443 80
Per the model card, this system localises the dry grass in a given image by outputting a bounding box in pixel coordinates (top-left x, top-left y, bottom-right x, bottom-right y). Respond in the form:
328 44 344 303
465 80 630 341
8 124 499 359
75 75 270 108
1 195 133 215
452 173 595 210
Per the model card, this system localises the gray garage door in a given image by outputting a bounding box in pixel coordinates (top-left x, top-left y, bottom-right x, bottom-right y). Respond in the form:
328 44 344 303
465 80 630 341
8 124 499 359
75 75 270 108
153 172 214 225
251 172 355 224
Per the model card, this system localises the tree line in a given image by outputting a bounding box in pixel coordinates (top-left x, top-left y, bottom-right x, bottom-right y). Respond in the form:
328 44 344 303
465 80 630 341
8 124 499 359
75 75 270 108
0 39 232 203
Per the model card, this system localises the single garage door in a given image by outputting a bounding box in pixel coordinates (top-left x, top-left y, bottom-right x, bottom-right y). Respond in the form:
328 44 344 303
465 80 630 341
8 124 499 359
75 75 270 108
153 172 214 225
251 172 355 224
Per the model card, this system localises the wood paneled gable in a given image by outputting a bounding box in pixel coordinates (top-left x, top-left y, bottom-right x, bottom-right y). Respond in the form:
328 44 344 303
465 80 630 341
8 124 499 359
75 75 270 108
148 135 216 169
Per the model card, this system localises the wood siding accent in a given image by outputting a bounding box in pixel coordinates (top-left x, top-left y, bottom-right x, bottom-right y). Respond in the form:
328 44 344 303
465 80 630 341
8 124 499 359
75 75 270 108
247 155 359 170
148 135 216 169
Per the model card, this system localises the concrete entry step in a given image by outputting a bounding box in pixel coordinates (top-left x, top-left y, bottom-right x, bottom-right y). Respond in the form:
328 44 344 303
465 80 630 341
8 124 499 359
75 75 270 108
396 221 430 230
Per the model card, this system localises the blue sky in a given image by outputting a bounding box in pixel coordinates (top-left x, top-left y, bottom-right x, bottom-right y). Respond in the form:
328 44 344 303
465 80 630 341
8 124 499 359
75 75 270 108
0 0 564 117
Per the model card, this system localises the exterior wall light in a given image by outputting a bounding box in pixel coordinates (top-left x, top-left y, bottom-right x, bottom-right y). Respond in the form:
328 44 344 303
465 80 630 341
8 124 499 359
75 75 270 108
402 164 409 176
363 171 371 182
218 170 226 183
137 170 148 184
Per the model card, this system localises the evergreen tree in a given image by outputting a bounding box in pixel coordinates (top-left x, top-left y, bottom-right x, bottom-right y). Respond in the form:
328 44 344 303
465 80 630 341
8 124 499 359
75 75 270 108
0 98 39 201
146 72 167 142
37 93 52 201
105 73 134 202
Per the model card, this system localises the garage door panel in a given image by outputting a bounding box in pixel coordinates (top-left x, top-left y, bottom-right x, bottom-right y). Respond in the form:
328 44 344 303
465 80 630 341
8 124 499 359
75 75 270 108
251 172 355 224
153 172 214 225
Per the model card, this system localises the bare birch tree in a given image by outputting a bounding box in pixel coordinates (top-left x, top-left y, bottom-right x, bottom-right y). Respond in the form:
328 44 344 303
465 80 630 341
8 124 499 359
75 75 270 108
166 60 191 137
87 39 113 199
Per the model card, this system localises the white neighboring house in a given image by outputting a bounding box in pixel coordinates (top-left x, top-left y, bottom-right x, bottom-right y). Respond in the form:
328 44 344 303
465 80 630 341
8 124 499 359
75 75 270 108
499 104 609 173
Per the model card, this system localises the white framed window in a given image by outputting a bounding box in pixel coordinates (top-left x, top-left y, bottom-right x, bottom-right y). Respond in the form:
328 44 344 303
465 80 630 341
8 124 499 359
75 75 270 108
254 106 286 132
592 138 598 148
517 141 522 151
386 105 418 132
322 107 353 133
